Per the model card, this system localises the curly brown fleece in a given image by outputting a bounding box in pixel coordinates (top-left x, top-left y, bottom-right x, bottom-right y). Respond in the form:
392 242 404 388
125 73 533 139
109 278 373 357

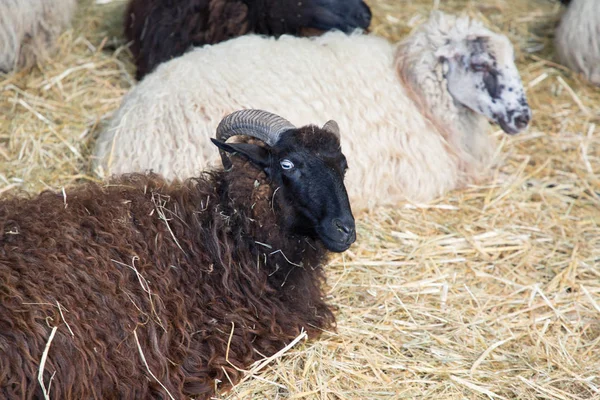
0 155 335 399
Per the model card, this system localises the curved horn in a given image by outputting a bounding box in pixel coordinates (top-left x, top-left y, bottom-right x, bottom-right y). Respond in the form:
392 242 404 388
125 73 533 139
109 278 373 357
322 120 340 140
216 109 296 146
215 109 296 169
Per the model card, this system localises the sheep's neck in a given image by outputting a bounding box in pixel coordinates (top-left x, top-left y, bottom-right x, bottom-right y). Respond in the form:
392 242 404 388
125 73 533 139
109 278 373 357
393 31 493 172
218 167 326 283
403 63 485 149
212 169 331 330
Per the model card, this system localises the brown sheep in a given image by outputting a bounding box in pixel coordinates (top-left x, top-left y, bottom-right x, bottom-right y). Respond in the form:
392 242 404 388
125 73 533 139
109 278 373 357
0 110 355 399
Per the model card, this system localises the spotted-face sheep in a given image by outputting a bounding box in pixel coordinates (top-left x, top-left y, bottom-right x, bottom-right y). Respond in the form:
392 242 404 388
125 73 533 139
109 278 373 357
555 0 599 85
125 0 372 79
94 11 531 211
0 110 355 399
0 0 77 72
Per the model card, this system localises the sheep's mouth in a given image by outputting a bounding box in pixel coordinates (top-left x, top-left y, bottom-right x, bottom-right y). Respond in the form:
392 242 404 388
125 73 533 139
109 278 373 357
319 230 356 253
495 108 531 135
496 115 520 135
321 237 353 253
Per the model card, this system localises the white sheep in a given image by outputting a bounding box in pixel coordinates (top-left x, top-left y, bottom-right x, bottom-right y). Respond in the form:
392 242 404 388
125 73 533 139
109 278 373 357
94 11 531 210
0 0 76 72
555 0 600 85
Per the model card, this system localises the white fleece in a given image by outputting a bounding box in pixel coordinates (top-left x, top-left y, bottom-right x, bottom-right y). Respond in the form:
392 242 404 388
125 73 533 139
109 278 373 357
555 0 600 85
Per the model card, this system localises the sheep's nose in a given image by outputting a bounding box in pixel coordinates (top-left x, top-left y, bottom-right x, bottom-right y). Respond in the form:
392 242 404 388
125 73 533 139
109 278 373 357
333 218 356 245
514 113 530 130
349 1 371 30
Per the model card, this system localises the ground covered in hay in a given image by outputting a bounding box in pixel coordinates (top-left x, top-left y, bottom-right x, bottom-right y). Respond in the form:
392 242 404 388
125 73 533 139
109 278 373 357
1 0 598 399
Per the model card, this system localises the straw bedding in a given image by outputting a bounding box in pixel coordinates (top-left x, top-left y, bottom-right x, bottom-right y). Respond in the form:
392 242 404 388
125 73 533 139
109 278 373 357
0 0 598 399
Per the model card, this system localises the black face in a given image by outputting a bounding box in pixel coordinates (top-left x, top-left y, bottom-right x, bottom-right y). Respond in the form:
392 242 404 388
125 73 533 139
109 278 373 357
212 127 356 253
259 0 372 34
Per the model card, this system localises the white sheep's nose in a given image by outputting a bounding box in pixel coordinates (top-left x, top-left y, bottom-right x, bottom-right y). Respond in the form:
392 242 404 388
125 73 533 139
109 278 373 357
514 112 530 131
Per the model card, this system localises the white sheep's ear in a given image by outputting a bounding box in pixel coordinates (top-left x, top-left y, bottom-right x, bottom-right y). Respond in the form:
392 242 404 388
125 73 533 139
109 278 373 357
322 120 340 139
435 44 456 62
467 34 490 44
428 10 446 24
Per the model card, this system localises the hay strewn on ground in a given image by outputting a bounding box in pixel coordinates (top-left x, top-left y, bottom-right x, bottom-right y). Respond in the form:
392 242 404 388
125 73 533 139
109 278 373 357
0 0 598 399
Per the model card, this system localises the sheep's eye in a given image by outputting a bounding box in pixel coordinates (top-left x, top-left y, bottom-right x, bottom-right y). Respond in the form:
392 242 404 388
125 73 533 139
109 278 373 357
470 62 488 72
280 159 294 170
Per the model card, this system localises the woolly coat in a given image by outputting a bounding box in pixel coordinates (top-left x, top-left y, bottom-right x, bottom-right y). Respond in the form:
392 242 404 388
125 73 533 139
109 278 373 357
95 13 503 210
0 0 76 72
0 158 334 399
555 0 600 85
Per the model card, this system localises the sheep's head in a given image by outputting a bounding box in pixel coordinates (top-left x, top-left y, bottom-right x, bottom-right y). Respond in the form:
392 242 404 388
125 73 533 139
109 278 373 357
252 0 371 35
212 110 356 253
437 32 531 134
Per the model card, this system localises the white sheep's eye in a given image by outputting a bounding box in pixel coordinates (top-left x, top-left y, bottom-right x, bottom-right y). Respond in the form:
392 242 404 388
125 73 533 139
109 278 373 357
470 62 487 72
280 159 294 170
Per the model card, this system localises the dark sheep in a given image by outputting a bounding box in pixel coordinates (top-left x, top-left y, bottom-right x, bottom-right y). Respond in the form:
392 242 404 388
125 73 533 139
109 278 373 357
0 110 355 399
125 0 372 79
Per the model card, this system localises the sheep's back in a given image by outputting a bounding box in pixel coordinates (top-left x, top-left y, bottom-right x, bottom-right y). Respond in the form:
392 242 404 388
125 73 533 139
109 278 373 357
0 178 231 398
0 179 196 397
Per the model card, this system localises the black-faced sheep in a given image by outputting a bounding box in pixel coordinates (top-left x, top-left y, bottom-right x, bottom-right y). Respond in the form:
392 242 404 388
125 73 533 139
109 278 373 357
555 0 599 85
94 11 532 211
0 110 355 399
125 0 372 79
0 0 76 72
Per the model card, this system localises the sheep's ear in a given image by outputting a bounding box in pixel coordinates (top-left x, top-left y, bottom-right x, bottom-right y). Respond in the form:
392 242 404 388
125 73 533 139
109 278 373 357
211 139 271 170
467 34 490 44
322 120 340 140
435 44 457 61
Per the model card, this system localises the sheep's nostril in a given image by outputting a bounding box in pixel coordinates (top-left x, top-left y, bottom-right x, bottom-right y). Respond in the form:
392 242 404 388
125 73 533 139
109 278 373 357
514 113 530 130
333 219 356 243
